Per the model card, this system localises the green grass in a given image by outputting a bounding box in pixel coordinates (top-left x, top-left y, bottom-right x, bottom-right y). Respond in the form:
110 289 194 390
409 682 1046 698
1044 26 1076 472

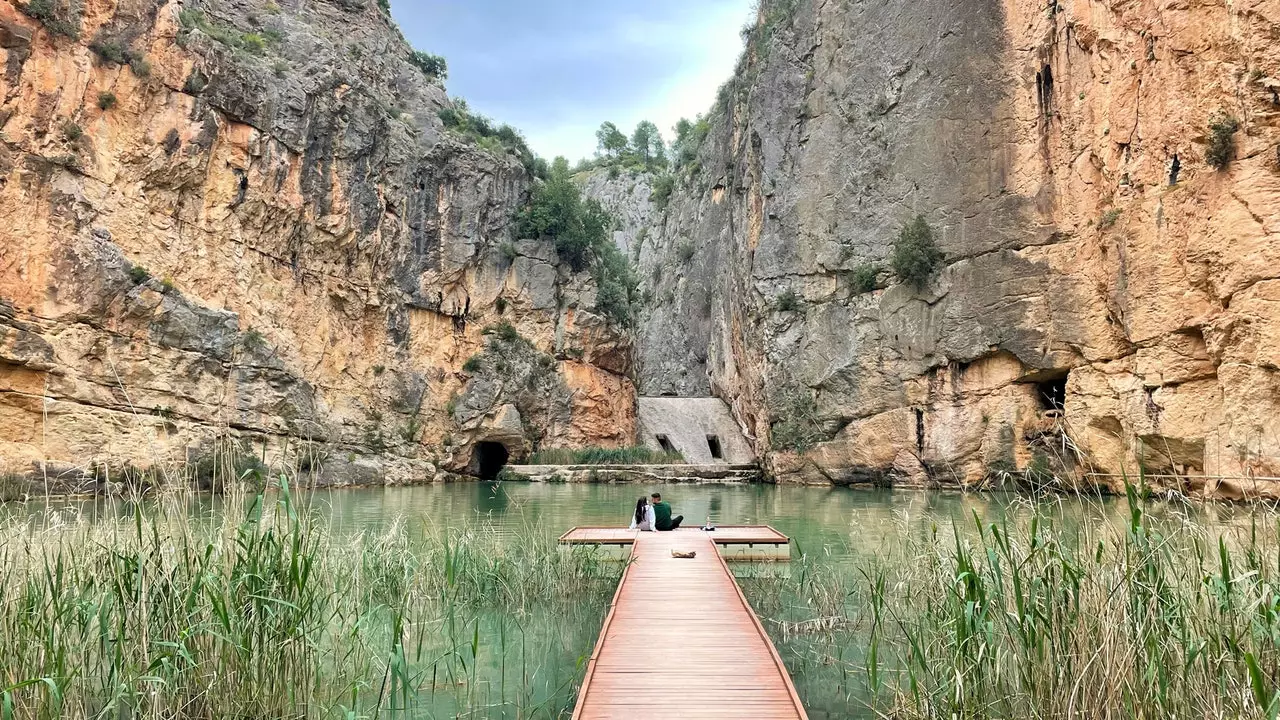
0 481 621 717
521 446 685 466
742 486 1280 718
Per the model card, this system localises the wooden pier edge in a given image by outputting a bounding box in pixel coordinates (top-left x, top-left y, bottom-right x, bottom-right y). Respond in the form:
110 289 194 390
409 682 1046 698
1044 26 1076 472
711 535 809 720
569 541 639 718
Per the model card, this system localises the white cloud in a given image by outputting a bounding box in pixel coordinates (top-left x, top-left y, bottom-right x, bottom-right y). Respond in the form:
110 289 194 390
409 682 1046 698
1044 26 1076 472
524 1 752 162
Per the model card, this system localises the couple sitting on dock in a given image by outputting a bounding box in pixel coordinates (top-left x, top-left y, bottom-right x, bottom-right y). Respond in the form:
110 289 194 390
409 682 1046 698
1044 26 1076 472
629 492 683 532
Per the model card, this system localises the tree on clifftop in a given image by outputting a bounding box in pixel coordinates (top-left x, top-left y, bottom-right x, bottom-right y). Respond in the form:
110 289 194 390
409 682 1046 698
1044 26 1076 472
630 120 665 169
596 122 628 159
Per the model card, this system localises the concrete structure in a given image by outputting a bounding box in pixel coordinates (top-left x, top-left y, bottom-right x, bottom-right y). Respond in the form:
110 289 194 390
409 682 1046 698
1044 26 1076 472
637 398 755 465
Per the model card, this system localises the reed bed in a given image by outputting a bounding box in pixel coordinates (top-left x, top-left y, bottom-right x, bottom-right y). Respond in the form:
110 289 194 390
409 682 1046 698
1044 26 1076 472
0 480 621 719
744 487 1280 719
519 446 684 466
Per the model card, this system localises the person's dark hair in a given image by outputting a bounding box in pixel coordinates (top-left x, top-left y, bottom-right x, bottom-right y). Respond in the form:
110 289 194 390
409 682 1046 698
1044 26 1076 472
634 497 647 526
650 492 661 500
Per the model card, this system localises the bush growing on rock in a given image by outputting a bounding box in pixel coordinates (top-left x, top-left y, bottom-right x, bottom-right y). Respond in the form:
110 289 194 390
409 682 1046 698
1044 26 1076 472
849 264 879 294
775 289 801 312
23 0 80 39
768 382 827 453
515 163 639 327
650 174 676 210
129 55 151 77
483 321 522 344
891 215 943 287
438 100 543 178
408 50 447 81
89 34 128 64
1206 114 1240 170
97 92 117 110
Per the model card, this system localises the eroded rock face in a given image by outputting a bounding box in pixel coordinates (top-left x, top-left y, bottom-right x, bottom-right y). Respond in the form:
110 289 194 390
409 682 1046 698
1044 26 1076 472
589 0 1280 497
0 0 634 488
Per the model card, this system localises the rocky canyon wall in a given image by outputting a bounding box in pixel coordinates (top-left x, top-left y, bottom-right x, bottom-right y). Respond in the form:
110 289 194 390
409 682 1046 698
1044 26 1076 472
593 0 1280 497
0 0 635 491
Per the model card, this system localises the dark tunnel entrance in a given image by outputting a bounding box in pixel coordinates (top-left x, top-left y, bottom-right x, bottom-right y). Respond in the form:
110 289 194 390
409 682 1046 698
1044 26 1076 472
473 442 510 480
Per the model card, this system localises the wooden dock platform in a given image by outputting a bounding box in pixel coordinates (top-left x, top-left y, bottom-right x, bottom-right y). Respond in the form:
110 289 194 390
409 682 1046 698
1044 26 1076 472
559 525 790 546
567 528 807 719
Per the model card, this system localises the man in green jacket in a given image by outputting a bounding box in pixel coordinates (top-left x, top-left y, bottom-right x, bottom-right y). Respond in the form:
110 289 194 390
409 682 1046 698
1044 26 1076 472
650 492 683 531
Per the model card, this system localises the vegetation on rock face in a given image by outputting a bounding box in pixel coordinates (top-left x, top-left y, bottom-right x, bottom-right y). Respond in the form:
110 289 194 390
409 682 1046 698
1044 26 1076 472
774 289 802 312
407 50 447 81
849 264 879 294
1206 113 1240 170
768 381 829 452
521 446 685 466
649 173 677 209
438 100 545 178
96 92 117 110
88 33 129 64
891 215 943 287
516 159 639 327
22 0 80 39
177 9 273 55
671 115 712 171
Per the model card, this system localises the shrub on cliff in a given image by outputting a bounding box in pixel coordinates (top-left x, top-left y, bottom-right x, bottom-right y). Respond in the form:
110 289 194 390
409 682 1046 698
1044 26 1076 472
775 289 801 312
769 382 827 453
515 163 638 327
849 264 879 294
438 100 543 178
408 50 447 81
891 215 943 287
23 0 80 38
1206 114 1240 170
89 34 129 64
650 173 676 210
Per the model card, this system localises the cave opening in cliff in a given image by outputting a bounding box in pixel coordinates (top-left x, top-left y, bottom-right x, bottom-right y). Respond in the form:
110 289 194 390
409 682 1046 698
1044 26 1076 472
1169 154 1181 185
472 442 509 480
1037 373 1069 412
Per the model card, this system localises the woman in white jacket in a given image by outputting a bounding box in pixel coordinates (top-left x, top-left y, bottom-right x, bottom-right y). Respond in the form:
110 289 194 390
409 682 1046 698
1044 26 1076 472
629 496 655 531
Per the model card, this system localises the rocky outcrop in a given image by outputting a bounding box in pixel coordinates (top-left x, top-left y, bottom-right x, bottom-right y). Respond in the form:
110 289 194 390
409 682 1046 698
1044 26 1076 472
590 0 1280 497
0 0 634 489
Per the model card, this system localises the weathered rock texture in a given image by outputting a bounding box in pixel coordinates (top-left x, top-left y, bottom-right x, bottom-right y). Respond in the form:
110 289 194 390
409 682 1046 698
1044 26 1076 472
0 0 634 490
592 0 1280 497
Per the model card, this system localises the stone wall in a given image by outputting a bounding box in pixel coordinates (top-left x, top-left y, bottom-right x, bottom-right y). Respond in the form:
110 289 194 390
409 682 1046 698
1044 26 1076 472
636 397 755 465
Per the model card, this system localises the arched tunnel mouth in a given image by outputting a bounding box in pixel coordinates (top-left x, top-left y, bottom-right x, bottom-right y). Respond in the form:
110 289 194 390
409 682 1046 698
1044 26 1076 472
472 441 510 480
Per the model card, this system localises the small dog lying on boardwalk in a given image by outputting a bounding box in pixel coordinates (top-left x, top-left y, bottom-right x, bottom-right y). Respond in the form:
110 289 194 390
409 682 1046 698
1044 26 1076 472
671 550 696 559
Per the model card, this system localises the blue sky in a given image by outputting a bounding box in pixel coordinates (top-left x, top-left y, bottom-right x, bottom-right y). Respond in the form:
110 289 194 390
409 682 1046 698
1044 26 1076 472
393 1 754 162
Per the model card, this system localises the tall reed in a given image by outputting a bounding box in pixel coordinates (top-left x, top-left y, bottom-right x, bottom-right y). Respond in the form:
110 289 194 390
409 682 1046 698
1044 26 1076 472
745 488 1280 719
0 480 620 718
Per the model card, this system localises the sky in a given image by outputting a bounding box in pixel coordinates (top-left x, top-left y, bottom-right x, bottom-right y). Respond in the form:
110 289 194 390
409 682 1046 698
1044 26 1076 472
393 1 755 163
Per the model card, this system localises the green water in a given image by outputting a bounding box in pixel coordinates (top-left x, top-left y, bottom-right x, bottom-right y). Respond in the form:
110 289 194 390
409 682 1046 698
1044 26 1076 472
6 482 1269 718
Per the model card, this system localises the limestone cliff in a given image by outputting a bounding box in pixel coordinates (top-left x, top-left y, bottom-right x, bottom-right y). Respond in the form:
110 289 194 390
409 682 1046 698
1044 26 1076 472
0 0 635 491
598 0 1280 498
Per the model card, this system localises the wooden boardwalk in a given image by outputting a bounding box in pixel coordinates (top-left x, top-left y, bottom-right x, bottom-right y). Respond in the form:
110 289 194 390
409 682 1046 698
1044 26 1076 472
568 528 807 719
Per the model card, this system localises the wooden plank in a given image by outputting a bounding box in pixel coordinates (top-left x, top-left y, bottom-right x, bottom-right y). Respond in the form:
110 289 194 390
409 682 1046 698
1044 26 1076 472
571 530 807 719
